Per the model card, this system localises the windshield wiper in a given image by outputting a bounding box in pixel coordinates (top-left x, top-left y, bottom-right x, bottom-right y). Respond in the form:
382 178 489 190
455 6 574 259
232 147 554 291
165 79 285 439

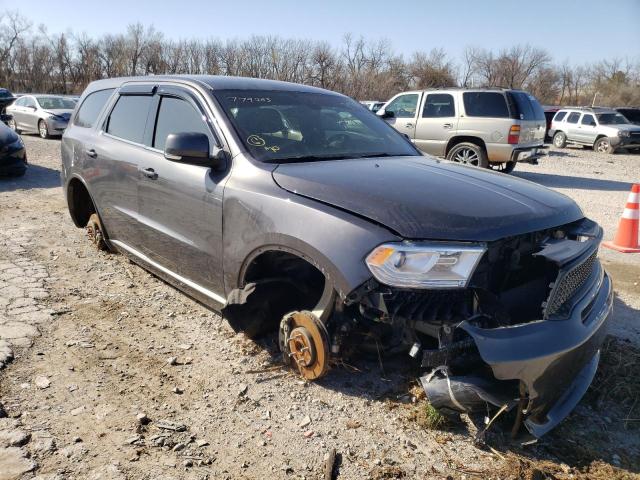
264 154 365 164
265 152 415 164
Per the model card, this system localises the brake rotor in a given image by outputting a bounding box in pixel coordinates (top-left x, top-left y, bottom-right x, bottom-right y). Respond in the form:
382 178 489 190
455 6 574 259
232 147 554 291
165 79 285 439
280 311 330 380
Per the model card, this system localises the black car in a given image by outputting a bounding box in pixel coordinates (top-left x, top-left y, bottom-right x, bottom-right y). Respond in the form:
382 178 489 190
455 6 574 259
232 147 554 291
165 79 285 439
0 119 27 176
616 107 640 126
61 76 612 438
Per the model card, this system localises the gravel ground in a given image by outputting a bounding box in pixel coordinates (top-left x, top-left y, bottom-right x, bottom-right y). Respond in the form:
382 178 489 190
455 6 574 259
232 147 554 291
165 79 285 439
0 136 639 480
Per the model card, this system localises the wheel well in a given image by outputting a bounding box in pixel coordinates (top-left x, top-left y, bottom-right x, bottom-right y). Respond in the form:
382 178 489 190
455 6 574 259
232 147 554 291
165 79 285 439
223 250 328 338
595 135 607 141
445 136 487 156
67 178 96 228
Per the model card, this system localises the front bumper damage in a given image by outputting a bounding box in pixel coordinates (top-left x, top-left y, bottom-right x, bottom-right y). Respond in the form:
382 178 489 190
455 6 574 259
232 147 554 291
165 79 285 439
224 218 612 438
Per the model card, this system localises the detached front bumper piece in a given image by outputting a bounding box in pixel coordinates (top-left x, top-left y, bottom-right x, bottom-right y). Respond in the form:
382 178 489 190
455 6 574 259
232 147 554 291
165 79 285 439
422 252 613 437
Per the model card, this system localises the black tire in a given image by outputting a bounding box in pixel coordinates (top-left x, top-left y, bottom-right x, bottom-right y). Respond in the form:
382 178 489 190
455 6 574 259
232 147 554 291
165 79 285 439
553 131 567 148
7 117 19 133
489 161 516 174
38 120 50 139
446 142 489 168
86 213 108 251
594 137 614 154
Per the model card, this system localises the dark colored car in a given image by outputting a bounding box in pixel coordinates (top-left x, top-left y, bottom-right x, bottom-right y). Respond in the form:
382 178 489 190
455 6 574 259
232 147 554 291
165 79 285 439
0 119 27 176
0 87 17 127
543 105 560 141
61 76 612 438
616 107 640 125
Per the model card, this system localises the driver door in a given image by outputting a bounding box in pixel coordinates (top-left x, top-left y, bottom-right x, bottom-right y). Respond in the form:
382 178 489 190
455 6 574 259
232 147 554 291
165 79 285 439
381 93 421 139
137 85 229 296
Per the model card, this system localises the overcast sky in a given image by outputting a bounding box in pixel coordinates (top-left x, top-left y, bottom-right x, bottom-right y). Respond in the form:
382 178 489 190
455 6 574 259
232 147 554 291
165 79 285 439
3 0 639 65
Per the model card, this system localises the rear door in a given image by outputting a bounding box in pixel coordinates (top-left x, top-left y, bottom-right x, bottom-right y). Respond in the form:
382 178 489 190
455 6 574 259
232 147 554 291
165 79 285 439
381 92 421 138
414 92 457 156
94 86 156 251
136 85 228 296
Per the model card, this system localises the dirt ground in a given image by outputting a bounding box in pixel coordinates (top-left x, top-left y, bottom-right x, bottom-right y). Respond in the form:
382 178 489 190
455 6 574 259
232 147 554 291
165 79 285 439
0 136 639 480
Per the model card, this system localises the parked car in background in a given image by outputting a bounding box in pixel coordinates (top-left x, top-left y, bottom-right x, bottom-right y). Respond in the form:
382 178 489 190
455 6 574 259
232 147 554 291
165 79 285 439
377 88 546 173
543 105 560 140
360 100 386 113
61 76 612 438
6 94 76 138
616 107 640 125
0 118 27 176
549 107 640 153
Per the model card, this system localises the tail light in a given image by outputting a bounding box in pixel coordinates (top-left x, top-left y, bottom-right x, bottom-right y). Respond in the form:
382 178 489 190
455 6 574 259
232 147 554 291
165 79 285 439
508 125 521 144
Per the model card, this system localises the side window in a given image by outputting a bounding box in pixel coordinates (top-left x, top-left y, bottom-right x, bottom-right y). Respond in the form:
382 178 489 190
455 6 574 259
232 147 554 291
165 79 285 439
422 94 455 118
566 112 580 124
23 97 36 108
463 92 509 118
385 94 419 118
553 111 567 122
74 89 115 128
106 95 153 144
153 96 212 151
581 114 595 126
14 97 25 106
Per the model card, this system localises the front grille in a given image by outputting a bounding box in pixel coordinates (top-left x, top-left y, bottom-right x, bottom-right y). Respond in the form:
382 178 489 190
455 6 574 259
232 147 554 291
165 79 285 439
545 251 597 318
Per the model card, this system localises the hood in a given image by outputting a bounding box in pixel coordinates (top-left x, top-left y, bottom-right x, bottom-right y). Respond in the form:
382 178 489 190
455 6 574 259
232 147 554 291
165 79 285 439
613 124 640 133
272 157 584 241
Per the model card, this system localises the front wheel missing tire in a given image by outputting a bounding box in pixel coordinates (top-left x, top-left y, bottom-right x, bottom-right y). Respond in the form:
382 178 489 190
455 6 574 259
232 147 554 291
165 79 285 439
86 213 108 251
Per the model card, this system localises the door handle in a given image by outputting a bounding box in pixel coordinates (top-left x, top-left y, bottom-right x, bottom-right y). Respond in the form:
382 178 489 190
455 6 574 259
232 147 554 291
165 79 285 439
405 123 414 128
85 148 97 158
443 123 453 129
141 167 158 180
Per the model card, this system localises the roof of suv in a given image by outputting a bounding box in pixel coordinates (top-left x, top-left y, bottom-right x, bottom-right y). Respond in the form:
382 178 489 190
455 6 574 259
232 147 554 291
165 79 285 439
82 75 336 97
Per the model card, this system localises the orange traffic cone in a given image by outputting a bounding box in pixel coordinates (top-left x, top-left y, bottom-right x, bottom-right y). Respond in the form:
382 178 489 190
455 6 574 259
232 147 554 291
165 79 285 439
602 184 640 253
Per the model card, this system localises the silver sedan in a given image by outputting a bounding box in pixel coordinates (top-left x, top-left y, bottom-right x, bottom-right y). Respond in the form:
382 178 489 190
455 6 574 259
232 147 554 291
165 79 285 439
6 94 76 138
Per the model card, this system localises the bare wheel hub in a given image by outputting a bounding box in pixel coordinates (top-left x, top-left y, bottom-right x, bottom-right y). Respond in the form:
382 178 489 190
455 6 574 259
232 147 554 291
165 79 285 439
279 311 330 380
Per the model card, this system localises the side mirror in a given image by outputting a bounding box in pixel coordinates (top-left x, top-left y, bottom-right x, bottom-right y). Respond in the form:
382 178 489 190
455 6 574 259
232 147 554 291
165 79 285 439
164 132 226 171
378 109 394 119
590 121 596 127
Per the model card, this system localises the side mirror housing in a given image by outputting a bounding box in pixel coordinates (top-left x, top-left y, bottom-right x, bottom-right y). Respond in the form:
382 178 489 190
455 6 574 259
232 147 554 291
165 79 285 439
378 109 394 119
164 132 226 170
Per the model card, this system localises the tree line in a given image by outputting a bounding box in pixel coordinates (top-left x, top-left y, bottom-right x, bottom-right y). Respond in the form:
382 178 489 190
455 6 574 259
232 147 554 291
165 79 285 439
1 11 639 107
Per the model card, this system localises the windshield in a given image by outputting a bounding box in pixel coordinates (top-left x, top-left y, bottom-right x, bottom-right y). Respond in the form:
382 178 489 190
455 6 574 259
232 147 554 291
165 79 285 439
36 96 76 110
214 89 419 163
597 113 629 125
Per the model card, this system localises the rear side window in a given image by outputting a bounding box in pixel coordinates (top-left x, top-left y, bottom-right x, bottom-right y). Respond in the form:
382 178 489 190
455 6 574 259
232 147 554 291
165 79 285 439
581 114 595 125
463 92 509 118
422 93 455 117
106 95 153 144
566 112 580 124
553 111 567 122
75 89 115 128
153 96 211 151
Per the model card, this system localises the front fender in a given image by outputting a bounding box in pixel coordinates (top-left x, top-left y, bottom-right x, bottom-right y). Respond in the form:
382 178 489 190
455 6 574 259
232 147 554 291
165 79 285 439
222 156 400 299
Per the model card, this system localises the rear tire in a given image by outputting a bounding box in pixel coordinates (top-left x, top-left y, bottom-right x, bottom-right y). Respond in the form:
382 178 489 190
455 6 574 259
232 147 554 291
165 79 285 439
86 213 108 251
38 120 50 139
553 131 567 148
7 118 19 133
594 137 614 154
446 142 489 168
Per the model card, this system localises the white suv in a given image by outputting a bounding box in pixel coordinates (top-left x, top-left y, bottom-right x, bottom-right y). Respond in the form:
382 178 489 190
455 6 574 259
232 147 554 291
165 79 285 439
549 107 640 154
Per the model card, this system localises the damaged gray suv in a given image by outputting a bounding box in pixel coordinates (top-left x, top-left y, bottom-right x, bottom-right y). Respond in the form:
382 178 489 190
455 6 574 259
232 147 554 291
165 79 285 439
61 76 613 438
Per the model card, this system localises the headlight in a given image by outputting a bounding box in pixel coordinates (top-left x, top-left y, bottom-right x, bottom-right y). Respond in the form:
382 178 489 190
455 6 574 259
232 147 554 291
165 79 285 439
365 242 486 289
618 130 630 137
